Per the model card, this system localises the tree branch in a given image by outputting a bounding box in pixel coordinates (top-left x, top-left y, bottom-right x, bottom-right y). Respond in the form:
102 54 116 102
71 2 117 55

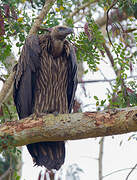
102 43 115 69
126 163 137 180
106 0 118 47
1 107 137 147
0 72 15 107
0 167 12 180
98 137 104 180
29 0 56 35
78 75 137 84
103 167 137 179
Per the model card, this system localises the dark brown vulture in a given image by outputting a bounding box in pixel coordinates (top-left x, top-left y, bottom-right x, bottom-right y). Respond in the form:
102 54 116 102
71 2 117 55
13 26 77 170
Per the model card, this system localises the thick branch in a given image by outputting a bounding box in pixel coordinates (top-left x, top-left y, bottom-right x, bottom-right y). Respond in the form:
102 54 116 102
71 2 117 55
1 107 137 147
0 167 12 180
29 0 56 35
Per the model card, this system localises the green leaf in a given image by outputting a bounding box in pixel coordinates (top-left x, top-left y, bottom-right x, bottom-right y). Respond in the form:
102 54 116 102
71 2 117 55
84 69 88 74
94 96 98 100
16 176 20 180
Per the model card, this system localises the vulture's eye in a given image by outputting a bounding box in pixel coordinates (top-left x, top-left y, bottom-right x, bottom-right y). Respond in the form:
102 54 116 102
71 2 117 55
58 27 65 31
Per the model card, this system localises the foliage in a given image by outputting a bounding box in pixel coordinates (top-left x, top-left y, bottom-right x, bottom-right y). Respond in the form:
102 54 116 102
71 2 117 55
0 135 21 180
73 18 105 72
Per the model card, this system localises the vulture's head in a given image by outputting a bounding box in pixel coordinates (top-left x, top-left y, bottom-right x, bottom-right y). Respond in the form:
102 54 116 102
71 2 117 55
50 26 74 40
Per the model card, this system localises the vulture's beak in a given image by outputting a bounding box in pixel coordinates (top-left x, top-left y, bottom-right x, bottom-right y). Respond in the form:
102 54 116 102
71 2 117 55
65 28 74 35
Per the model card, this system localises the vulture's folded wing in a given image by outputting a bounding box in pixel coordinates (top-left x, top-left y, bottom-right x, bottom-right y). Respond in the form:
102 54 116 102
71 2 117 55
13 35 41 119
67 45 78 113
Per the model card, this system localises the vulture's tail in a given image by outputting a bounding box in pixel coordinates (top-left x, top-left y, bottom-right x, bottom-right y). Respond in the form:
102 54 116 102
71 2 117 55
27 141 65 170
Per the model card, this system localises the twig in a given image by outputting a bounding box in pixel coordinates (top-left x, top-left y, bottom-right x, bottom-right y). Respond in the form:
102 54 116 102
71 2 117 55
124 28 137 33
98 137 104 180
125 163 137 180
106 0 118 47
102 42 115 68
99 68 113 89
103 167 137 179
78 75 137 84
74 16 85 24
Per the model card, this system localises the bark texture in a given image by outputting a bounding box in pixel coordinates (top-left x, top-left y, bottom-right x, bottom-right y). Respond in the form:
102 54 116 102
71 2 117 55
0 107 137 147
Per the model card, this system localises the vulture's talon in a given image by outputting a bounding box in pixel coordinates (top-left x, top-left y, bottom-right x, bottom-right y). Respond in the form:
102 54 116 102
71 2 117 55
30 113 38 120
39 112 48 117
53 111 59 116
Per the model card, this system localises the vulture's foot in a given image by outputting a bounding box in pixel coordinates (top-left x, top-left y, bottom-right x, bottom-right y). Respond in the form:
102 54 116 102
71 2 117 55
105 108 118 115
52 111 59 116
30 113 38 120
30 112 47 119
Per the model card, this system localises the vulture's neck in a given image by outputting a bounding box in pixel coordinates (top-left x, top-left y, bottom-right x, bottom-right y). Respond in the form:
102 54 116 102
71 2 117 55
51 38 64 58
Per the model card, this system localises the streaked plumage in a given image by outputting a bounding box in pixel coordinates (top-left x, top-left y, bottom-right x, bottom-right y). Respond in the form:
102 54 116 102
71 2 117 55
13 26 77 170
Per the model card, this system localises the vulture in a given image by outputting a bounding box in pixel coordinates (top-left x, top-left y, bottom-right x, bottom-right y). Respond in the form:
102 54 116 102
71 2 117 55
13 25 77 170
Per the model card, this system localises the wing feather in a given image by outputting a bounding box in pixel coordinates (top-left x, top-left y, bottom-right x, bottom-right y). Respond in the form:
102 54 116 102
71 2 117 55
13 35 41 119
67 45 78 113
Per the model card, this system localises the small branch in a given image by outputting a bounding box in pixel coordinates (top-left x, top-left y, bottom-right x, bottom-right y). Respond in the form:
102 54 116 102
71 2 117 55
102 43 115 68
1 107 137 147
78 75 137 84
98 137 104 180
106 0 118 47
99 69 113 89
74 15 85 24
124 28 137 33
103 168 137 179
125 163 137 180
